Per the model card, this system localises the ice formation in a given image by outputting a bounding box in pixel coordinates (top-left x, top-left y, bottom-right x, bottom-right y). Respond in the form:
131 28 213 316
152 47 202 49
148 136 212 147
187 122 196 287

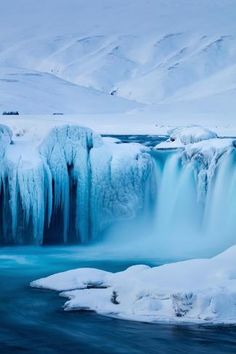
0 124 153 244
153 128 236 257
0 122 236 256
31 245 236 324
169 126 218 145
157 126 218 148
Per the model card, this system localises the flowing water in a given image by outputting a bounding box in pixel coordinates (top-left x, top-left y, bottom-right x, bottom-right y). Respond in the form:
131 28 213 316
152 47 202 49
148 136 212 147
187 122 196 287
1 135 236 352
0 246 236 354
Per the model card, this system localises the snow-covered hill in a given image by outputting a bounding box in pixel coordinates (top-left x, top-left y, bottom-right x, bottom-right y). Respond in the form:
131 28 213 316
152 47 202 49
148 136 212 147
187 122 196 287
0 0 236 119
0 67 139 114
31 245 236 324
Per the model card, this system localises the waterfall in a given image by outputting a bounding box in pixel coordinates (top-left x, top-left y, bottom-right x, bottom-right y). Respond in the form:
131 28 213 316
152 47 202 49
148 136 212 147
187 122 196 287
153 150 201 251
150 145 236 258
0 122 236 258
203 149 236 250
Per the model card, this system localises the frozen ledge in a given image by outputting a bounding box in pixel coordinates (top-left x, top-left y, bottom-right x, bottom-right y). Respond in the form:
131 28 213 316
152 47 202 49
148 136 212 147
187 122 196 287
155 125 235 160
31 246 236 324
156 126 219 149
0 123 153 244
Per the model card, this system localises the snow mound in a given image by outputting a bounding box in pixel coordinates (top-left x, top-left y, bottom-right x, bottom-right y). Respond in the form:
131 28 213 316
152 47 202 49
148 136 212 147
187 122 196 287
31 246 236 324
157 126 218 148
169 126 218 144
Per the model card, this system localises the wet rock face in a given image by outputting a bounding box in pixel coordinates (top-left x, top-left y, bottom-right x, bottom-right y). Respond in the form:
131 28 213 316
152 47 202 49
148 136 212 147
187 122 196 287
172 292 196 317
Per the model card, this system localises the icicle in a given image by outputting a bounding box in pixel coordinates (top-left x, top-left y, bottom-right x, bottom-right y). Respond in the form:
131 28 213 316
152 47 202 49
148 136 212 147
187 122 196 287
89 143 153 240
17 163 46 243
40 125 103 243
0 124 154 245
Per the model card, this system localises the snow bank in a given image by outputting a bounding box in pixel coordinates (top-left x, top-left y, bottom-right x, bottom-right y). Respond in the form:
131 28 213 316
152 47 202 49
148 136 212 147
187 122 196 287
157 126 218 148
31 246 236 324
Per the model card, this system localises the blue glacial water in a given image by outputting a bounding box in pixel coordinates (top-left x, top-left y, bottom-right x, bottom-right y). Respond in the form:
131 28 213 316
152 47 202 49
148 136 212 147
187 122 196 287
0 246 236 354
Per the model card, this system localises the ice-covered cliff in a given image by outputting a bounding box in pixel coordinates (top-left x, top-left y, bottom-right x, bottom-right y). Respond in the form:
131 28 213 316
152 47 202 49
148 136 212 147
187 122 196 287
0 124 153 244
152 127 236 257
0 123 236 256
29 126 236 325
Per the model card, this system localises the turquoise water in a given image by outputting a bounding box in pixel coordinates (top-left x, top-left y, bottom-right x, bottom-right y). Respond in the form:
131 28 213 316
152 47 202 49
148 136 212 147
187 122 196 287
0 247 236 354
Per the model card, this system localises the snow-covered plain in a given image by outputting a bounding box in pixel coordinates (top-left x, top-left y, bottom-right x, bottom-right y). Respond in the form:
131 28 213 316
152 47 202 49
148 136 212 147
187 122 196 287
31 245 236 324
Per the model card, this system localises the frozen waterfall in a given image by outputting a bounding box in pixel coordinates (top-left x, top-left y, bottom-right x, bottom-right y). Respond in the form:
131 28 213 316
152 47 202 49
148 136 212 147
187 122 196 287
0 124 153 245
0 123 236 257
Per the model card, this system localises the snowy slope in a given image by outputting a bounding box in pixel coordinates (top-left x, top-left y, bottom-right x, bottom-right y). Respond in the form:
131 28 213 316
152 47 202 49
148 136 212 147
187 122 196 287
0 67 140 114
0 0 236 119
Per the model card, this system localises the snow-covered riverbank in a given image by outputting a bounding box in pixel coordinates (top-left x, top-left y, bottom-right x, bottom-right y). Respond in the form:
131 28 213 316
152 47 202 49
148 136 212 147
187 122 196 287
31 246 236 324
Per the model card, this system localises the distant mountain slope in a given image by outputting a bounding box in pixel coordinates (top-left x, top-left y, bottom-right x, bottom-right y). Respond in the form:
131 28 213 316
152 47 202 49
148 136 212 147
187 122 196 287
0 67 140 114
0 0 236 115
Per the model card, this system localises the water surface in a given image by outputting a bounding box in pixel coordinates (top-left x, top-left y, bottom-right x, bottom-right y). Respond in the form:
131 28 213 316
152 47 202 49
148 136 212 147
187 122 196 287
0 247 236 354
